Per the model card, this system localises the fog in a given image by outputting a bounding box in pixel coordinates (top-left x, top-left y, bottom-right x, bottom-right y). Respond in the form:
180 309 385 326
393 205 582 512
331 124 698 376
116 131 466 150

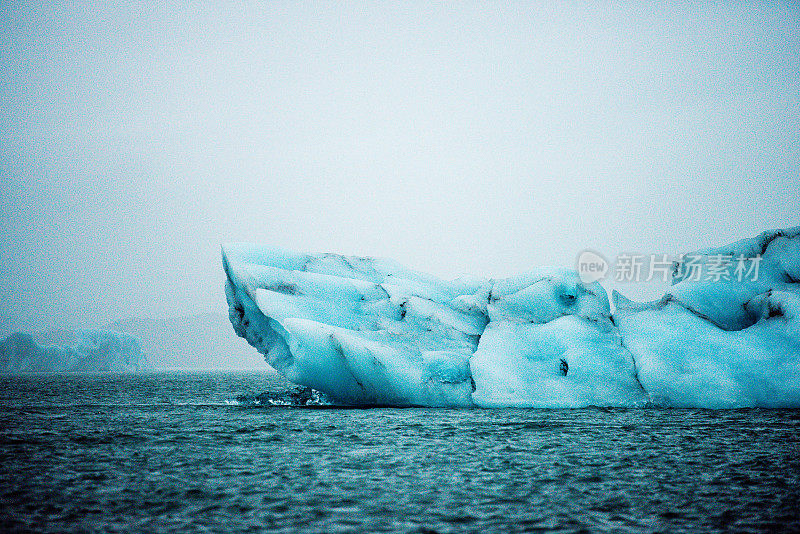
2 1 798 336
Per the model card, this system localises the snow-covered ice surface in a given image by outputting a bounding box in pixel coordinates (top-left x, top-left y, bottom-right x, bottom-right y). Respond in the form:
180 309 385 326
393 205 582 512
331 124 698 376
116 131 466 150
223 245 645 407
615 227 800 408
223 244 482 407
470 270 646 408
223 227 800 408
0 330 145 373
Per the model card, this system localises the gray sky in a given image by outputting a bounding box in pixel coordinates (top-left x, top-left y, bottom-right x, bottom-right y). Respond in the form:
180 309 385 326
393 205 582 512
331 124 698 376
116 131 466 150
1 1 798 334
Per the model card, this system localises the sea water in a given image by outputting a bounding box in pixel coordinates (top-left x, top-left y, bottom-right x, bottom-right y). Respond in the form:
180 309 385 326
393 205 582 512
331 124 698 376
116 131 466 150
0 371 798 533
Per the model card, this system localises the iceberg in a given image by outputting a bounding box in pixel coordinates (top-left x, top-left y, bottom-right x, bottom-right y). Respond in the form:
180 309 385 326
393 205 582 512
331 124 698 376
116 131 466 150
223 243 483 407
223 245 646 407
223 227 799 408
614 227 800 408
0 329 145 373
469 270 646 408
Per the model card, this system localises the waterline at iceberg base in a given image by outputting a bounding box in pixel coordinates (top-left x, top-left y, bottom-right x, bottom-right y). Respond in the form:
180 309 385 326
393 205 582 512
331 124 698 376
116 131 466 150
222 227 800 409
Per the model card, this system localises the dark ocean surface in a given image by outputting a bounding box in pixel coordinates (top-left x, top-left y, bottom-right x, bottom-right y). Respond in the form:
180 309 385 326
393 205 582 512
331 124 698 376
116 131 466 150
0 371 798 533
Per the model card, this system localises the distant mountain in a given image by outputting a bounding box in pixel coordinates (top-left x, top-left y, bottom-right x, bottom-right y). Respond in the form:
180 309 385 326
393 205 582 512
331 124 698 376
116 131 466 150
106 313 270 370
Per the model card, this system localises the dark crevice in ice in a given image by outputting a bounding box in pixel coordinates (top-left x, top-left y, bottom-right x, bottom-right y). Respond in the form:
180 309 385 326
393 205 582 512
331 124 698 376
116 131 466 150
263 282 303 296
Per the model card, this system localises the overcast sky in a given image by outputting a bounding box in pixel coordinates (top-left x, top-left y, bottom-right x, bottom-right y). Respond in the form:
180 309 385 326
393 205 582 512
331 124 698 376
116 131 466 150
1 1 798 334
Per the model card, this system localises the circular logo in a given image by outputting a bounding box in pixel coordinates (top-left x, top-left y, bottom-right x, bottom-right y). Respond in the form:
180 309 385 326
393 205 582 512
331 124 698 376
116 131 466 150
576 250 608 283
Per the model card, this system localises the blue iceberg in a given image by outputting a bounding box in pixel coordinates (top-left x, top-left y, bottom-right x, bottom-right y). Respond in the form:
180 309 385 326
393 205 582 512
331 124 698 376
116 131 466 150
222 227 800 408
0 329 145 373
